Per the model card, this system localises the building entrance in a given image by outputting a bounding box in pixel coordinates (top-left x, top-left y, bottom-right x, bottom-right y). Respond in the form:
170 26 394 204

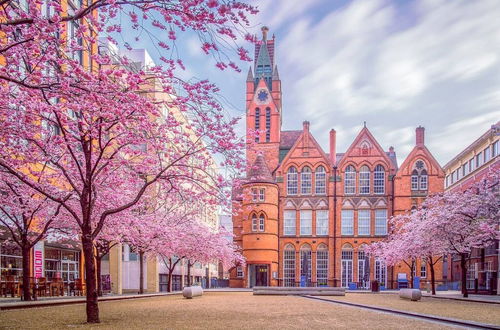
248 264 268 287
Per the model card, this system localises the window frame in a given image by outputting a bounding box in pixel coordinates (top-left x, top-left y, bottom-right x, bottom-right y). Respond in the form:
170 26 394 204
358 165 370 194
341 210 354 236
299 210 312 236
314 166 326 195
284 210 296 236
375 209 387 235
287 167 298 195
300 166 312 195
357 209 371 236
316 210 329 236
344 166 356 195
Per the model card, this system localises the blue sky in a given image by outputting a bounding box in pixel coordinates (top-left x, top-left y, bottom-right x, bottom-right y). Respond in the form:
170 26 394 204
117 0 500 166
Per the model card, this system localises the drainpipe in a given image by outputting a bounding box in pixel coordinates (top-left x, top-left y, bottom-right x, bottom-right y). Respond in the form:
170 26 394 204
333 165 338 287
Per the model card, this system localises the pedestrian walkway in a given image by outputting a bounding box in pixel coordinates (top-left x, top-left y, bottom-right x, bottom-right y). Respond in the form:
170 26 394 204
422 290 500 304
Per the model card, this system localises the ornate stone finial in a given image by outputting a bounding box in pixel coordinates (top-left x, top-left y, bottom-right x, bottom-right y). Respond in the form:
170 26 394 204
261 26 269 41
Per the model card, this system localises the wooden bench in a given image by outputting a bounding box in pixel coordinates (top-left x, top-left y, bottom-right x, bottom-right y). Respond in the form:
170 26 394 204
253 286 345 296
399 288 422 301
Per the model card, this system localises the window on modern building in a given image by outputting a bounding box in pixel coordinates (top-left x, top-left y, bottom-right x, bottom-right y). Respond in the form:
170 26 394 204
420 259 427 278
462 164 466 176
236 266 243 278
259 214 265 232
375 209 387 235
357 209 370 236
484 146 491 163
316 210 328 236
283 244 295 287
300 210 312 236
476 152 483 167
251 188 258 202
265 107 271 142
419 169 428 190
316 244 328 286
315 166 326 195
300 244 312 285
373 165 385 194
344 165 356 195
445 175 449 188
359 165 370 194
493 141 499 157
284 210 296 236
300 166 312 195
254 108 260 142
411 169 419 190
251 214 258 232
259 188 265 201
469 158 474 173
341 210 354 235
287 167 298 195
341 245 353 288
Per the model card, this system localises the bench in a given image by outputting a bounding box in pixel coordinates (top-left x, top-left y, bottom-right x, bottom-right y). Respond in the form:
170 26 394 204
253 286 345 296
399 288 422 301
182 286 203 299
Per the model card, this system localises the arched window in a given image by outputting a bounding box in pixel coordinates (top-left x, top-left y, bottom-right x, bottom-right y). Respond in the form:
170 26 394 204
359 165 370 194
315 166 326 195
287 167 298 195
283 244 296 287
316 244 328 286
344 165 356 194
411 160 428 191
411 169 419 190
251 214 258 232
254 108 260 142
357 246 369 289
265 107 271 142
419 169 428 190
374 165 385 194
341 244 353 288
300 244 312 286
259 214 265 232
300 166 312 195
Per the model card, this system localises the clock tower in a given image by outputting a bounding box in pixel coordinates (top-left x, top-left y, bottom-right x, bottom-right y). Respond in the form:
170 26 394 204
246 26 282 172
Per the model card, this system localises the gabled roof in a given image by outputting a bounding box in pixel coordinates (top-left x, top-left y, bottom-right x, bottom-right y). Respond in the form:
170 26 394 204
280 130 301 149
338 127 395 169
397 145 443 177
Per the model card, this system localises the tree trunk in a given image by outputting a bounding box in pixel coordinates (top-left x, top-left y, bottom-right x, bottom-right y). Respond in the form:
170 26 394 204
82 234 100 323
96 256 102 297
167 270 173 293
187 261 192 287
460 253 468 298
429 259 436 295
139 251 144 294
21 245 32 301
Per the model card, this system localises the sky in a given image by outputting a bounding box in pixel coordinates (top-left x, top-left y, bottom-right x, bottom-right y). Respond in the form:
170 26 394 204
119 0 500 167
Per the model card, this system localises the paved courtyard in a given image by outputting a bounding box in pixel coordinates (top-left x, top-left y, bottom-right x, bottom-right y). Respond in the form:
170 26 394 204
4 292 498 329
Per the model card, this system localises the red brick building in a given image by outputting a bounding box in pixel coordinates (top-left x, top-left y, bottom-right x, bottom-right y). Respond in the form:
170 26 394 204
230 28 445 289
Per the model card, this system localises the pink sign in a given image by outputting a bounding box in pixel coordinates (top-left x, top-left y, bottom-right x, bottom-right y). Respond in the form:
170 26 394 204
33 242 44 278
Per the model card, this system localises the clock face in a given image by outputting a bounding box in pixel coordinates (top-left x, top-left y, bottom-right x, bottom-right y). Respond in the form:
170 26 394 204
257 89 269 103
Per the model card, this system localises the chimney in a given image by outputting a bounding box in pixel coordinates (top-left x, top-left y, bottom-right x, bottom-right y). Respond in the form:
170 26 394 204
261 26 269 41
303 121 310 132
330 129 336 165
416 126 425 146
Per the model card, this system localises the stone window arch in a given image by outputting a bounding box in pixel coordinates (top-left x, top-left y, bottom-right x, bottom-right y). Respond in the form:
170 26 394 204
359 165 370 194
300 244 312 286
300 166 312 195
283 244 296 287
344 165 356 195
316 244 328 286
374 164 385 194
287 166 298 195
315 165 326 195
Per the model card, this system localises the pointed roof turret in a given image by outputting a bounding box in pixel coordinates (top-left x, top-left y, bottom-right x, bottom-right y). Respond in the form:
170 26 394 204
246 66 254 82
272 65 279 80
248 153 274 183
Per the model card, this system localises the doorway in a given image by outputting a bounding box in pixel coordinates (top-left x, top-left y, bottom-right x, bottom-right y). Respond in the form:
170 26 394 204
248 264 268 287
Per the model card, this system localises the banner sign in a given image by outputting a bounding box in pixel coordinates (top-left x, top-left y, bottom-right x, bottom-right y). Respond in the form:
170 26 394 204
33 241 44 278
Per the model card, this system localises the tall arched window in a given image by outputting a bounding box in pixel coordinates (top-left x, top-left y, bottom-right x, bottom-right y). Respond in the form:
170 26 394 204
287 167 298 195
316 244 328 286
344 165 356 195
341 244 353 288
283 244 296 287
359 165 370 194
374 165 385 194
411 160 428 191
300 166 312 194
254 108 260 142
315 166 326 194
357 246 370 289
259 214 265 232
300 244 312 286
265 107 271 142
251 214 258 232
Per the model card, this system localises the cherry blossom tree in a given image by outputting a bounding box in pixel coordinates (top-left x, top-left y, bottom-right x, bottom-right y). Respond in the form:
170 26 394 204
0 0 254 322
0 177 66 301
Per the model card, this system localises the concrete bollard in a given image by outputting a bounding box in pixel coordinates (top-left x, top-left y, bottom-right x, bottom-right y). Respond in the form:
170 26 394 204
399 288 422 301
182 286 203 299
